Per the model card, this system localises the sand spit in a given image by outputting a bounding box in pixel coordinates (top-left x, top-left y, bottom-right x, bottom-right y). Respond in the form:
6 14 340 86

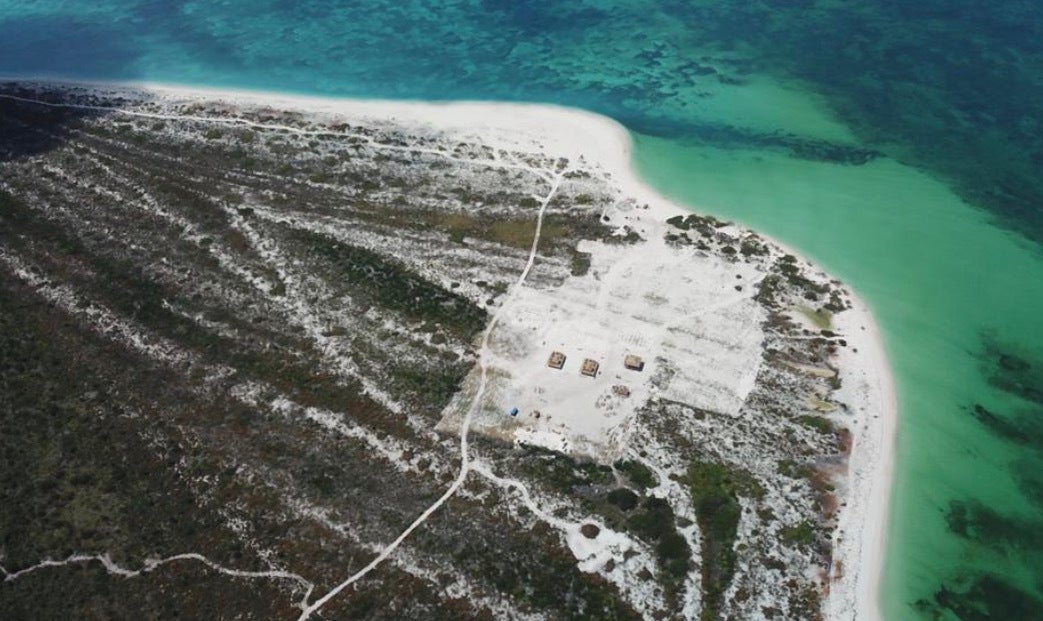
3 78 895 620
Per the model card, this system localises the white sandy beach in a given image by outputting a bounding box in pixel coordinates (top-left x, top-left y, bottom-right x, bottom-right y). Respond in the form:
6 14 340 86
5 78 898 621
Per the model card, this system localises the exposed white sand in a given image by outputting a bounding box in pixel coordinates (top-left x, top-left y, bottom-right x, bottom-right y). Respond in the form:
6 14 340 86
437 226 769 462
4 78 897 621
823 294 896 621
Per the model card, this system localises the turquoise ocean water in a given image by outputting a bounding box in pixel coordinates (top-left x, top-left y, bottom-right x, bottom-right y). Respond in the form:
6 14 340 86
2 1 1042 618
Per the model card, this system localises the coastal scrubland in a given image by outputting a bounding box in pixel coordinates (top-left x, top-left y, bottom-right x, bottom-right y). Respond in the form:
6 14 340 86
0 83 881 620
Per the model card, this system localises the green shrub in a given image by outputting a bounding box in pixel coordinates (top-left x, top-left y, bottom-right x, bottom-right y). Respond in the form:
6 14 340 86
570 248 592 276
686 460 761 620
614 460 657 490
626 497 690 599
798 415 834 434
780 521 817 547
606 488 640 511
294 229 487 340
777 459 813 479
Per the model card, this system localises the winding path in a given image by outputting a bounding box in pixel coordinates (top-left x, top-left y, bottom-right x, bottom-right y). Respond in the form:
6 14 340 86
1 86 576 619
297 171 564 620
1 553 315 604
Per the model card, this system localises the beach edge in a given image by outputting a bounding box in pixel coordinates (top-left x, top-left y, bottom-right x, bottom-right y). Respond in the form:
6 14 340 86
2 77 899 621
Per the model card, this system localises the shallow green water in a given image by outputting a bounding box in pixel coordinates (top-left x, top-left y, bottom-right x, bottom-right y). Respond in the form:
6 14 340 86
634 119 1043 617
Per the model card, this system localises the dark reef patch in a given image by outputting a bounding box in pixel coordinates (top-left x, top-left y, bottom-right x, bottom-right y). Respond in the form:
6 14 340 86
619 114 883 166
670 0 1043 244
979 332 1043 407
916 575 1043 621
938 331 1043 620
3 1 1042 242
968 403 1043 447
0 16 139 80
945 500 1043 553
1014 460 1043 506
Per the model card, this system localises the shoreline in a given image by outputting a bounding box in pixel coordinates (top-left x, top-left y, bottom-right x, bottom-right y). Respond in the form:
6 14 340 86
2 77 897 620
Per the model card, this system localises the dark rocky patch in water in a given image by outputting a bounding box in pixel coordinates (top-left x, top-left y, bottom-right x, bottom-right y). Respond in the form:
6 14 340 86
980 334 1043 407
3 1 1041 242
1014 460 1043 506
670 0 1043 244
917 575 1043 621
925 333 1043 619
621 115 882 166
968 403 1043 447
946 500 1043 553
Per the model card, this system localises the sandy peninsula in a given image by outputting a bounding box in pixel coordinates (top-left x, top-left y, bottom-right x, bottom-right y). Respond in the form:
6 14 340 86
0 79 896 620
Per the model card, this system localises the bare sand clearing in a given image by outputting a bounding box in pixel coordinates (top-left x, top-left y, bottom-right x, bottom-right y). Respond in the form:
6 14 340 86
437 221 769 461
12 79 895 621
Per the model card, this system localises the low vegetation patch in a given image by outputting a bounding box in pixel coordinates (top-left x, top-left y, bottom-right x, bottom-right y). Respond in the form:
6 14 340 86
666 213 730 238
797 305 833 330
614 459 657 490
797 415 834 435
686 460 762 621
517 446 614 494
436 212 572 250
780 520 817 548
606 488 640 512
627 497 690 603
293 228 487 340
569 247 592 276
